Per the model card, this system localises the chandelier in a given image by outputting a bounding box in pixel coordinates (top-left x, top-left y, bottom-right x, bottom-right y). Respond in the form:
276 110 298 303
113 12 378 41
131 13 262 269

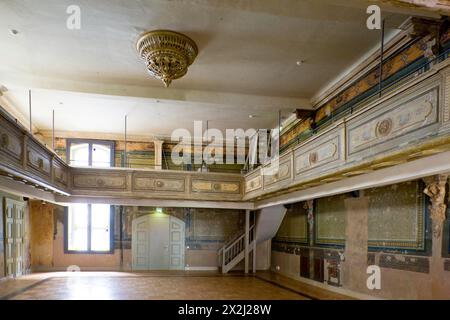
136 30 198 87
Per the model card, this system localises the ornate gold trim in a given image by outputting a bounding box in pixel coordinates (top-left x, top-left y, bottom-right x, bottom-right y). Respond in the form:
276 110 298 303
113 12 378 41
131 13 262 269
136 30 198 87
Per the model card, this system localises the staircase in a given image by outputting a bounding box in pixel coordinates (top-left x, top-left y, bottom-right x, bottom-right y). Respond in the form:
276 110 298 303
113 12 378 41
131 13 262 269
218 204 287 273
218 224 256 273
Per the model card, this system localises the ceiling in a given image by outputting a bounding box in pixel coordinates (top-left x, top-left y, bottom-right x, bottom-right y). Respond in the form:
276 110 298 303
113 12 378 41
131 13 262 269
0 0 414 138
2 87 283 138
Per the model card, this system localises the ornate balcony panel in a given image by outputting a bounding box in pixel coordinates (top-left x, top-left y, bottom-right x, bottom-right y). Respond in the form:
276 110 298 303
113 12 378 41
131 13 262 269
262 151 293 191
133 173 186 193
0 114 23 170
293 123 346 183
244 168 262 195
347 75 440 162
27 140 52 179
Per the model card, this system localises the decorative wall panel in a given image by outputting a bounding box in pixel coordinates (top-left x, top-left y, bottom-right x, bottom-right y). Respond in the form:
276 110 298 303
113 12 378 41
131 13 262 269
188 209 243 242
262 153 292 189
0 117 22 165
294 124 345 181
27 142 51 178
244 169 262 194
379 254 429 273
315 194 347 246
367 181 426 250
133 173 185 192
275 203 308 244
72 173 127 190
52 160 68 188
191 179 240 194
347 85 439 158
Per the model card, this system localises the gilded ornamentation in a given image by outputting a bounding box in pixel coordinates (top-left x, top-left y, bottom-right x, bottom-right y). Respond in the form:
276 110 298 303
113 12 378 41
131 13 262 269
423 175 448 238
376 118 393 137
156 180 164 188
136 30 198 87
1 133 9 148
304 200 314 245
309 151 318 165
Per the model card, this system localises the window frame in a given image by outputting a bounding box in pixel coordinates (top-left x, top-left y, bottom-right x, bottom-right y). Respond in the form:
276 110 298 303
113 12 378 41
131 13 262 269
64 205 115 254
66 138 115 167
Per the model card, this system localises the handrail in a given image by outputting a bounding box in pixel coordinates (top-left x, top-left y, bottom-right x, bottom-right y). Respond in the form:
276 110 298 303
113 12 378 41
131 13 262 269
218 225 254 254
219 225 254 255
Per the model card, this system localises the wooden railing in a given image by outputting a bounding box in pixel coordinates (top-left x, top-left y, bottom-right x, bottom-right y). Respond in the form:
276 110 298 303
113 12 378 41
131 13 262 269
219 224 256 273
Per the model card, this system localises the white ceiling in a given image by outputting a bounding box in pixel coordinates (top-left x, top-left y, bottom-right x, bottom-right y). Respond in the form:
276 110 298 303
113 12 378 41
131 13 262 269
0 0 410 137
2 87 284 137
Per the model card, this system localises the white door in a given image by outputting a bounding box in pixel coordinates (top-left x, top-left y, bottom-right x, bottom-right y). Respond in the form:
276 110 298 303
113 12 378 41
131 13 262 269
169 216 185 270
132 216 150 270
4 199 14 277
14 203 25 276
132 214 185 270
4 198 26 278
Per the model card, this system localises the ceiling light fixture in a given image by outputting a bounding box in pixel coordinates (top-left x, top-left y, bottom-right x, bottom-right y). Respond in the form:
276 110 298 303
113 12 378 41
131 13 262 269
136 30 198 87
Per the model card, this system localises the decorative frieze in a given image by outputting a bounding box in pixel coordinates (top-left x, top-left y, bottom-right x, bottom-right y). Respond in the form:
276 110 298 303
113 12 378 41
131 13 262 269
379 254 430 274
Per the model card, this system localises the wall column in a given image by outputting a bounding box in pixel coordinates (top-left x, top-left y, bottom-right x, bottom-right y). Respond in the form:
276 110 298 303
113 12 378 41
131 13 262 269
244 209 250 274
154 140 163 170
342 196 369 293
423 174 449 298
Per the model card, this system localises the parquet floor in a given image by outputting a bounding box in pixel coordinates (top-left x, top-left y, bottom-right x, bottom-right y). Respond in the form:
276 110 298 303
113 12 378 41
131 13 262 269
0 271 351 300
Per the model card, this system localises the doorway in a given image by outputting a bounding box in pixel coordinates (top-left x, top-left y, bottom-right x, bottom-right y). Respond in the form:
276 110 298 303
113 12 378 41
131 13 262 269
3 198 26 278
132 214 185 270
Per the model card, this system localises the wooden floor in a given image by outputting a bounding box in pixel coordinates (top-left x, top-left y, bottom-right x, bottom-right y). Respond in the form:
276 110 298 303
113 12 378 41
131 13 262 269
0 271 352 300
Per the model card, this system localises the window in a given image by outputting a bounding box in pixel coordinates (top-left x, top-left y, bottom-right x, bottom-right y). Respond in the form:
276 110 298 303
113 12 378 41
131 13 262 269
65 204 114 253
67 139 115 167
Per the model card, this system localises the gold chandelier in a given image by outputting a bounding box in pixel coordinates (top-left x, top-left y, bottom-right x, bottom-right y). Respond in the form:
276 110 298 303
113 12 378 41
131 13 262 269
136 30 198 87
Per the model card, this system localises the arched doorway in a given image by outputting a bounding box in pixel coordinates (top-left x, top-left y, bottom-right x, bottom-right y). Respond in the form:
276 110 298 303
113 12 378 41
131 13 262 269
132 214 185 270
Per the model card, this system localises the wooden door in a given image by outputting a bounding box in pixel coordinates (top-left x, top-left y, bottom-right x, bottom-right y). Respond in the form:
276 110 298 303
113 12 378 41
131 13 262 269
169 216 185 270
132 216 150 270
4 199 14 277
14 202 25 276
4 198 26 278
148 215 170 270
132 214 185 270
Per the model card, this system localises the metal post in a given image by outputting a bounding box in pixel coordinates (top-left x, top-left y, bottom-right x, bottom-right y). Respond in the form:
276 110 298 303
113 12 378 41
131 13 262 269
124 115 127 168
244 209 250 274
378 19 385 98
252 216 256 273
52 109 55 150
28 89 32 134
